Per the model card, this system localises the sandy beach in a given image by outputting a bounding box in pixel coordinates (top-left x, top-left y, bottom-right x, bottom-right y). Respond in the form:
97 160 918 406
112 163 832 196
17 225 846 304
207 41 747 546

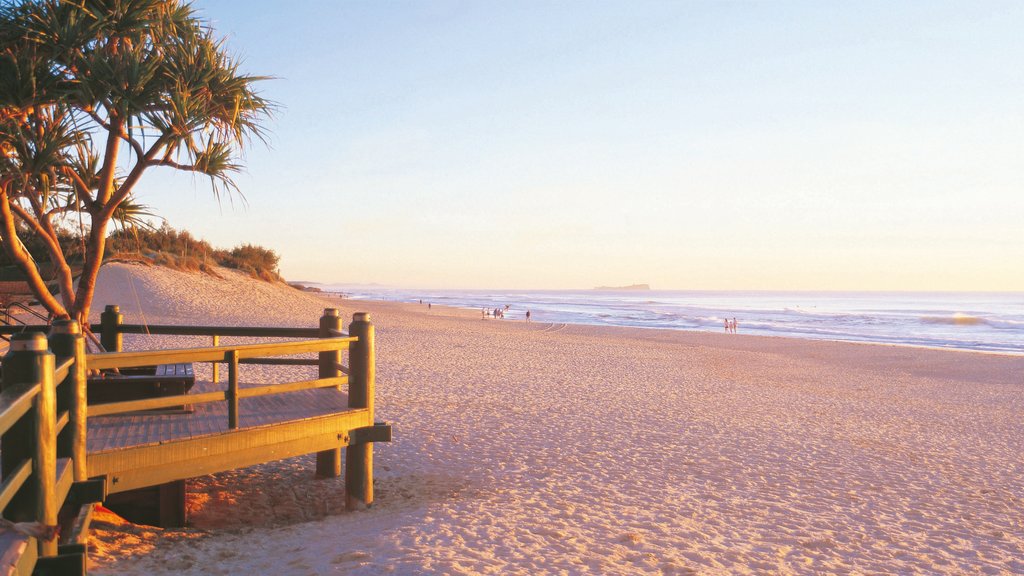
86 263 1024 575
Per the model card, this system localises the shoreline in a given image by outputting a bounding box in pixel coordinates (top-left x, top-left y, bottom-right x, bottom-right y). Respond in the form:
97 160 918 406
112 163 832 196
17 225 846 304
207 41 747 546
339 294 1024 359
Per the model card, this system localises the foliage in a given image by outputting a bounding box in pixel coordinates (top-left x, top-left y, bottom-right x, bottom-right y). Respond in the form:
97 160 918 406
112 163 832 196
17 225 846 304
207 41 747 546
0 0 271 322
107 223 281 281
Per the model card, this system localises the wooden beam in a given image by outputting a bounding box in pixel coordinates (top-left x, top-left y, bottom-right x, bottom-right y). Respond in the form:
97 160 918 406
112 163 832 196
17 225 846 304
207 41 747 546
0 459 32 512
238 358 318 366
52 358 74 385
238 376 347 400
86 337 356 370
61 503 94 550
227 351 239 429
87 390 226 417
88 409 371 494
55 411 69 435
105 324 321 338
0 383 38 437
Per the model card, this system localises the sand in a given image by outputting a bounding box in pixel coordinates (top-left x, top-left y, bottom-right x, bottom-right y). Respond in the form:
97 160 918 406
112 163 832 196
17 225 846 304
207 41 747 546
86 263 1024 575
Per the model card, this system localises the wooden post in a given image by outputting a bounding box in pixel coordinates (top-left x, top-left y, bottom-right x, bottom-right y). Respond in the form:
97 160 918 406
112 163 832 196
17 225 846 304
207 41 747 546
227 350 239 429
48 320 88 481
100 304 123 353
345 312 375 509
1 333 57 556
211 334 220 383
316 309 342 477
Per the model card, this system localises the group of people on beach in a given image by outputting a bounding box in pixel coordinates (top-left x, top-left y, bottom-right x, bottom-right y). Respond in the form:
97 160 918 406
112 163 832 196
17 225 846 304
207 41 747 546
481 304 531 322
724 317 739 333
484 304 511 319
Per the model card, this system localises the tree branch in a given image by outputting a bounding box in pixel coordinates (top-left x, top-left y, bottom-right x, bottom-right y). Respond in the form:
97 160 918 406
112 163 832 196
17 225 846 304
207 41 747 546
0 188 69 318
9 203 76 309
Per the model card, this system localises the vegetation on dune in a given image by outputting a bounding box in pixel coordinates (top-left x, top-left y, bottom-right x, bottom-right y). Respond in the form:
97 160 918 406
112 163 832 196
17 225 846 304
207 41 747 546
0 0 272 323
106 223 282 282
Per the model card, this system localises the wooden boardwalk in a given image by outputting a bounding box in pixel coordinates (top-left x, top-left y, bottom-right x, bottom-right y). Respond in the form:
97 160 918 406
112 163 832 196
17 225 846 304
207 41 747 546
86 380 350 453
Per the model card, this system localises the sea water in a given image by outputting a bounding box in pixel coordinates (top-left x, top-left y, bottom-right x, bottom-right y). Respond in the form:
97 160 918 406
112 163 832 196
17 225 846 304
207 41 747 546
321 287 1024 355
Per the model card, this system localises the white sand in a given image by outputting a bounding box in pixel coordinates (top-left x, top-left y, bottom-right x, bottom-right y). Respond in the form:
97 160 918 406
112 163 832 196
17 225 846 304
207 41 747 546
87 263 1024 575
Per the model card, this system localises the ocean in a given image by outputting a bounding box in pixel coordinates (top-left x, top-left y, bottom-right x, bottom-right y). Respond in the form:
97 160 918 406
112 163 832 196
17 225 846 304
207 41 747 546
321 287 1024 355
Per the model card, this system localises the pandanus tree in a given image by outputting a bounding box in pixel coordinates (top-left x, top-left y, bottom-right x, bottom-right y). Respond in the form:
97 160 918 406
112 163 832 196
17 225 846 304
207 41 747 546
0 0 270 327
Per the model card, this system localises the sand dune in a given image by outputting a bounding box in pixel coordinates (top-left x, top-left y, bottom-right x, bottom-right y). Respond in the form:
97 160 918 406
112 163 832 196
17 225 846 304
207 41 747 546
88 263 1024 575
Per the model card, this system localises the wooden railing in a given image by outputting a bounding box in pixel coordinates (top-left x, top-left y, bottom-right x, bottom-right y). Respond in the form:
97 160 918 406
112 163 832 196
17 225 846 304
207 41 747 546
0 326 80 573
0 306 380 573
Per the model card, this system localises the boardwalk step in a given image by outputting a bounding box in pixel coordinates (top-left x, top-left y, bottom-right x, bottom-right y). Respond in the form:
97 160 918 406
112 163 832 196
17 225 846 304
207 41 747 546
56 502 93 556
31 551 84 576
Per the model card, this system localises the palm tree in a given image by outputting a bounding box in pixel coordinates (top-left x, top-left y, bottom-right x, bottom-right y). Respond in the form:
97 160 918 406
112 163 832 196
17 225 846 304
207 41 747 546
0 0 271 326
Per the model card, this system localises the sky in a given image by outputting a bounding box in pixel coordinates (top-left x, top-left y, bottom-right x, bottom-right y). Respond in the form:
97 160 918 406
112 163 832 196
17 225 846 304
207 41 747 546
136 1 1024 291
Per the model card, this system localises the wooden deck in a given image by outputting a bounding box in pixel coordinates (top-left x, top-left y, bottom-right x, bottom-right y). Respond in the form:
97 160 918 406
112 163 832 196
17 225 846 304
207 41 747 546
86 380 349 452
85 380 369 494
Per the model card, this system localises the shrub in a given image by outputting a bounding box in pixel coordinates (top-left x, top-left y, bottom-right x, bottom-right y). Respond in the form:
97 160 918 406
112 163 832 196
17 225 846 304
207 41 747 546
107 224 282 281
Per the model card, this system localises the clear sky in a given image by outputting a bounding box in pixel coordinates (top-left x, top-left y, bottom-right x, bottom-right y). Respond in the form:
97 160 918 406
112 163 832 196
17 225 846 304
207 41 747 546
137 1 1024 291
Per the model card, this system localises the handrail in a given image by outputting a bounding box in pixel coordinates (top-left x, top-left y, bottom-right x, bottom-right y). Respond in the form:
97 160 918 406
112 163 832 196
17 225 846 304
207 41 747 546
0 382 40 437
0 304 380 569
89 323 325 339
86 336 356 371
0 459 33 512
0 324 49 335
53 357 74 384
88 375 350 417
89 390 228 417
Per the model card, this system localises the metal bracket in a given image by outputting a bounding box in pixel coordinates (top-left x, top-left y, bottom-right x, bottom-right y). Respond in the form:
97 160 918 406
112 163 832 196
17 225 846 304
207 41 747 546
349 422 392 445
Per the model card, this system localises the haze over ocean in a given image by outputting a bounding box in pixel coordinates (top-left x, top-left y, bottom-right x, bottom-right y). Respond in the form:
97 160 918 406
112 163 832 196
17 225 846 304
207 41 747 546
324 287 1024 354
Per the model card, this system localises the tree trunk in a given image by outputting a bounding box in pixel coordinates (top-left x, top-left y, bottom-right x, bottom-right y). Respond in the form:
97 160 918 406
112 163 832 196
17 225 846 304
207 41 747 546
71 217 110 326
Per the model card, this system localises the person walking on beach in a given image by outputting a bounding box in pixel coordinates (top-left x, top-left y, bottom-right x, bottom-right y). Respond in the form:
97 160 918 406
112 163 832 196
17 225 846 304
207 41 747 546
526 310 531 322
732 317 738 333
724 318 729 332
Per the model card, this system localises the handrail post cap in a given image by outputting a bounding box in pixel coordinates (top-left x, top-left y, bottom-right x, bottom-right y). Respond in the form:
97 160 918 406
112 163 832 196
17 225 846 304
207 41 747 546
352 312 371 322
324 308 339 317
9 332 48 351
51 319 82 334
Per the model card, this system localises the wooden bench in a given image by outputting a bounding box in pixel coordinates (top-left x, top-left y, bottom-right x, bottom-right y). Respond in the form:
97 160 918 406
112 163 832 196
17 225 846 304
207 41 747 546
87 363 195 413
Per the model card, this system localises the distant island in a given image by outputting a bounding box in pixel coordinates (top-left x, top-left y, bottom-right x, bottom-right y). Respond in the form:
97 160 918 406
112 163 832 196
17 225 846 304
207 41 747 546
594 284 651 291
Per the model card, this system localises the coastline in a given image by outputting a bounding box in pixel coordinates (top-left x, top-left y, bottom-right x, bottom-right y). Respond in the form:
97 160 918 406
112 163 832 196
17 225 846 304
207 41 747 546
344 293 1024 360
333 288 1024 355
88 263 1024 575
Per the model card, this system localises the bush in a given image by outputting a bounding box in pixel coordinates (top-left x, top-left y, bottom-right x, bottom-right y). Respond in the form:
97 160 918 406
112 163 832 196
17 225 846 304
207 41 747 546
107 224 282 281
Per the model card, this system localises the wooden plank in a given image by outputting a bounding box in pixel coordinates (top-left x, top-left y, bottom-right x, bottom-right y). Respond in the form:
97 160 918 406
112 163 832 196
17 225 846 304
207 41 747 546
86 337 356 370
237 358 318 366
88 409 371 493
33 553 85 576
237 376 347 399
100 324 321 338
55 410 69 436
0 459 31 512
87 390 226 417
227 352 238 429
85 382 351 451
63 503 94 547
55 458 74 513
0 383 37 437
52 357 75 385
